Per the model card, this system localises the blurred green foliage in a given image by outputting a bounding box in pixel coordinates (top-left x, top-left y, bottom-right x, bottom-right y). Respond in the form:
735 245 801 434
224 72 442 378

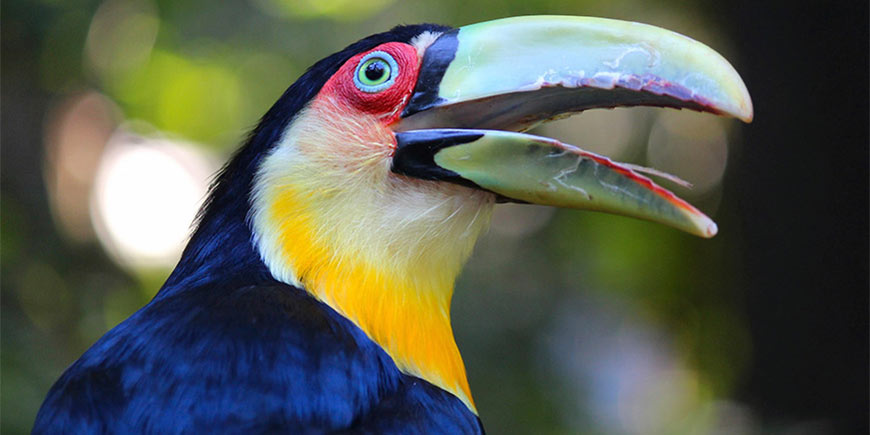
1 0 755 433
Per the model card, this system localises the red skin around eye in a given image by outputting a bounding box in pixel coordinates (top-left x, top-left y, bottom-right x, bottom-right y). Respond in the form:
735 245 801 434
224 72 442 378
319 42 421 125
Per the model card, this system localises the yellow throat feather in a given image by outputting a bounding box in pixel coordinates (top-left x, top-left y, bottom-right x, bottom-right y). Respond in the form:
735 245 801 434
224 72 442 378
251 96 495 412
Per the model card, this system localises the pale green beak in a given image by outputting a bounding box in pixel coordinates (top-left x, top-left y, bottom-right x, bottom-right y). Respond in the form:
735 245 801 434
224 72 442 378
392 16 753 238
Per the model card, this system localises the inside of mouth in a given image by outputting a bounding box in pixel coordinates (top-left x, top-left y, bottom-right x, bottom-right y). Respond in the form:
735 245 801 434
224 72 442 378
396 85 707 191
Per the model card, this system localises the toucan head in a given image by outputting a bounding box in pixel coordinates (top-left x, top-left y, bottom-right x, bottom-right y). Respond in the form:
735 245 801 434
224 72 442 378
224 16 752 412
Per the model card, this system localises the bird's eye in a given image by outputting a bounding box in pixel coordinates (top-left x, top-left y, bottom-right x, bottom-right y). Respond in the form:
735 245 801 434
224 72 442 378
354 51 399 93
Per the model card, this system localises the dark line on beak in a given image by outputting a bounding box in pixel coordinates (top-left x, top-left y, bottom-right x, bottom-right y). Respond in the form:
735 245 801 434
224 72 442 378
392 130 482 183
392 129 528 203
402 29 460 118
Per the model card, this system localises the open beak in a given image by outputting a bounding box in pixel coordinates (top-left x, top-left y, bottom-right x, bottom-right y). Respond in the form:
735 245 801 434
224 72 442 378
391 16 753 238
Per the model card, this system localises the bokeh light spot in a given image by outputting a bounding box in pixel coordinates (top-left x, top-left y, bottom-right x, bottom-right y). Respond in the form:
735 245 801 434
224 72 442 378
253 0 398 21
44 91 120 242
539 107 645 161
90 128 217 270
85 0 159 80
110 50 245 145
647 110 729 196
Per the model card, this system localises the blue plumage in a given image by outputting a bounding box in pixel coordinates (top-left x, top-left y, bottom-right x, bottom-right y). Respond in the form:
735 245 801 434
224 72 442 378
35 23 483 433
35 281 481 433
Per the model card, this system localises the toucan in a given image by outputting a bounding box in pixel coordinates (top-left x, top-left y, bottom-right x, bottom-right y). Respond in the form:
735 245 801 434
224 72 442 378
34 16 752 433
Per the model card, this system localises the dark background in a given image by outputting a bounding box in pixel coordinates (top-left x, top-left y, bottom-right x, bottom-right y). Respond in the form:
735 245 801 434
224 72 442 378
722 1 868 432
3 0 867 433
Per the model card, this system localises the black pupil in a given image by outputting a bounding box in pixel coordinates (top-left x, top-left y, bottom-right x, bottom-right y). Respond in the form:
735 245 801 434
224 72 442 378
365 61 386 81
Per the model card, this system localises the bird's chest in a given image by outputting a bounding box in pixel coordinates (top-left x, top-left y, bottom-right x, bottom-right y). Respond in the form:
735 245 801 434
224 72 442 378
127 284 481 432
